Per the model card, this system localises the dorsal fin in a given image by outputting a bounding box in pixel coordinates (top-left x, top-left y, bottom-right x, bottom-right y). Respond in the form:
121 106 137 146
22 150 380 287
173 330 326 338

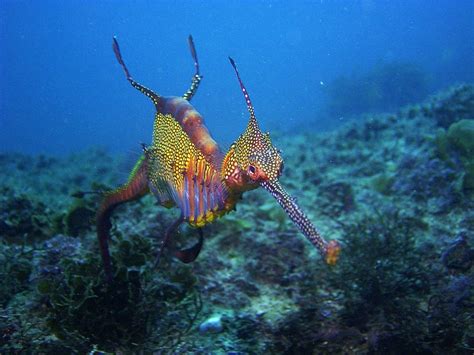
182 35 203 101
112 36 161 107
228 57 258 128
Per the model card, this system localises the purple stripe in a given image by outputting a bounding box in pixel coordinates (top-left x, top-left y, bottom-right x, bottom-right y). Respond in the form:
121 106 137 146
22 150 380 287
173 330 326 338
202 182 208 215
216 184 225 210
183 175 190 218
209 175 215 210
170 186 180 210
194 176 200 221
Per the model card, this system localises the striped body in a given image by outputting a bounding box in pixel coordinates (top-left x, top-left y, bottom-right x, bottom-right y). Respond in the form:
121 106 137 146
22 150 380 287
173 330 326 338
96 36 340 281
147 111 233 227
96 156 149 277
157 97 223 168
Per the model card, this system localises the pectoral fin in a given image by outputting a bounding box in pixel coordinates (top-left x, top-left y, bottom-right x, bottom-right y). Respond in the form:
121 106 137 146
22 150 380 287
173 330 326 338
174 228 204 263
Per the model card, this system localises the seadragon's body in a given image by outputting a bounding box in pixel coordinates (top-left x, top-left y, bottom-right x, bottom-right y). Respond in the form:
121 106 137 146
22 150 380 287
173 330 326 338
97 36 340 280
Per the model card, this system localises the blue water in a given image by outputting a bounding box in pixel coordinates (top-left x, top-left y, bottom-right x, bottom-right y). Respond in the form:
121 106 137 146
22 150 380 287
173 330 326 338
1 0 473 155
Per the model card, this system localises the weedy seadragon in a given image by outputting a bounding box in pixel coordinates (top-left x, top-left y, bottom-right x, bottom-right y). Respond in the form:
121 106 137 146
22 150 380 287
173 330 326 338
96 36 340 280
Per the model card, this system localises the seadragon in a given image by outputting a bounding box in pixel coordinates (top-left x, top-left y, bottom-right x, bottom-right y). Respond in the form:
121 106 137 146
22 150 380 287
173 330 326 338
96 36 340 280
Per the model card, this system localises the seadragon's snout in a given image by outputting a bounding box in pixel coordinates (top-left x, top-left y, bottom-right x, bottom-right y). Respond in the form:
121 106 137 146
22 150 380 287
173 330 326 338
261 179 340 265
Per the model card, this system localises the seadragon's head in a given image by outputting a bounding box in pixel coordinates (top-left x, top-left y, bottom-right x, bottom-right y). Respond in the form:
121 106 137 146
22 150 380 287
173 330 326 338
223 57 340 265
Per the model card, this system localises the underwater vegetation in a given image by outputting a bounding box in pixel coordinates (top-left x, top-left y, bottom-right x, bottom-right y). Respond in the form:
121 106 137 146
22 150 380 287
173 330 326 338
326 61 429 118
36 234 201 352
0 84 473 352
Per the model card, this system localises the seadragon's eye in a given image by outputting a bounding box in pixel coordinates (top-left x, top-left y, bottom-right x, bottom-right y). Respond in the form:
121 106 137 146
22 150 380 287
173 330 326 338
248 165 256 175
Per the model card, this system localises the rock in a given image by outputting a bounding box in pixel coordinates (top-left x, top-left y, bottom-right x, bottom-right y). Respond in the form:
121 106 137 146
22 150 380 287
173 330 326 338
199 315 223 335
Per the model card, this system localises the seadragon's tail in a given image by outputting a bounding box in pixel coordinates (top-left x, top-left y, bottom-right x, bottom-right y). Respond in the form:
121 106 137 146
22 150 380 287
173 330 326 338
96 156 149 281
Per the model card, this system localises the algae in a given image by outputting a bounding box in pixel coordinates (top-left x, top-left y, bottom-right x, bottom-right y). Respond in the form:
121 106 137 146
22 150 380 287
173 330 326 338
447 119 474 192
447 119 474 156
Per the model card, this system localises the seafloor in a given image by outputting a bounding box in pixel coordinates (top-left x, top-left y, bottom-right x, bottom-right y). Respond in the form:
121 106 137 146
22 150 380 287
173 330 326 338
1 84 473 353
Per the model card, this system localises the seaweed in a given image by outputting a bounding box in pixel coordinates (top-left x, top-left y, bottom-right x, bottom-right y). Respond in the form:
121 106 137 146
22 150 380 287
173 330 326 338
446 119 474 192
319 207 472 353
0 187 52 242
330 210 430 346
62 198 96 237
0 243 33 307
427 274 474 352
0 231 202 352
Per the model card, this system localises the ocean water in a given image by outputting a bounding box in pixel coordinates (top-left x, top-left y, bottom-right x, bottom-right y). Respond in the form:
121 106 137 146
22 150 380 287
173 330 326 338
1 1 473 353
1 0 472 155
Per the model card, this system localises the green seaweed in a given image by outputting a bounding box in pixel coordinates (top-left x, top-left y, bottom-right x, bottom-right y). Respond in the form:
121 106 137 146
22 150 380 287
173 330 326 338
447 119 474 192
0 187 52 242
434 128 450 162
371 173 394 195
327 209 443 352
33 233 200 352
63 199 96 236
447 119 474 157
0 243 33 307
